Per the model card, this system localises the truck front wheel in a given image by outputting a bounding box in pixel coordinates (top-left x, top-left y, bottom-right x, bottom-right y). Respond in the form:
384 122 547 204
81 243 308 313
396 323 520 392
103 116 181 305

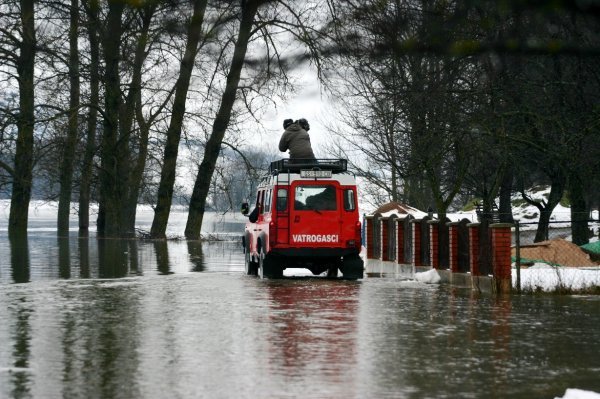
258 249 283 279
245 246 258 275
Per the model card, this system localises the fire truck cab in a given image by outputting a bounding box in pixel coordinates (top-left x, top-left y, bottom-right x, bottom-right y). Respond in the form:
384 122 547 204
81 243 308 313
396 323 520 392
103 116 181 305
241 159 364 279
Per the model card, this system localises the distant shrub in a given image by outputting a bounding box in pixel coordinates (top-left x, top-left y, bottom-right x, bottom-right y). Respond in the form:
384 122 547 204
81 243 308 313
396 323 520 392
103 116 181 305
462 198 481 212
560 191 570 207
511 198 528 208
523 212 538 220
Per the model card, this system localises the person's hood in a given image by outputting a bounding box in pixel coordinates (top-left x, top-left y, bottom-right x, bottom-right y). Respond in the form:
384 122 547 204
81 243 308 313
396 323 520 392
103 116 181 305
286 123 304 132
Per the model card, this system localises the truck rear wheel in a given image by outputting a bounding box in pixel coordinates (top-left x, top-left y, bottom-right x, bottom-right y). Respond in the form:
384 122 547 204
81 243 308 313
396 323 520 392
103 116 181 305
326 267 338 278
340 254 364 280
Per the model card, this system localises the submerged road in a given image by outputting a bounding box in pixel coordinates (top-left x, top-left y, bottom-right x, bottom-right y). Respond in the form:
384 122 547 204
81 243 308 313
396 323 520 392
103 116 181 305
0 236 599 398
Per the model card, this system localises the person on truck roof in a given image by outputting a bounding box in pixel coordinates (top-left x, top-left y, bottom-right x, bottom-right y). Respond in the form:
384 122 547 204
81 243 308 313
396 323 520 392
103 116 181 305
279 118 315 160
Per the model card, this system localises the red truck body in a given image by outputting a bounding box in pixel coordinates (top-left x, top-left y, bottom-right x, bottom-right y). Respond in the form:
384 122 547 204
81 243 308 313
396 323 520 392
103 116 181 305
242 159 364 279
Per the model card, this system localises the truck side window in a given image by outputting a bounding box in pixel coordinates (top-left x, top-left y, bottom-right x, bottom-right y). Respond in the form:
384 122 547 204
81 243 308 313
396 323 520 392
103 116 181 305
258 190 264 214
264 189 272 213
276 188 288 211
344 189 356 211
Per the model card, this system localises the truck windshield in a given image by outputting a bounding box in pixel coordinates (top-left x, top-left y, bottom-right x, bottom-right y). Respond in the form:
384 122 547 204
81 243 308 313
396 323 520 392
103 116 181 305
294 185 336 211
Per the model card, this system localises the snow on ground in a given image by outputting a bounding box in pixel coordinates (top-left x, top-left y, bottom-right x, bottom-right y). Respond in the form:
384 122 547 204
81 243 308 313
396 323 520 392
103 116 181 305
414 268 441 284
413 265 600 292
555 388 600 399
513 263 600 292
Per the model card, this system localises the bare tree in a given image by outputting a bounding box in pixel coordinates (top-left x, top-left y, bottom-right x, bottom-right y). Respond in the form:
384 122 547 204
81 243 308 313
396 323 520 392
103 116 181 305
78 0 100 235
4 0 36 237
57 0 80 235
149 0 209 239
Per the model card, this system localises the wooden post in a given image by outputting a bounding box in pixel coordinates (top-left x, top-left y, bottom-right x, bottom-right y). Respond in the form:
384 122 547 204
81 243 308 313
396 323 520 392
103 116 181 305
397 218 405 264
381 217 390 261
491 223 513 294
365 216 374 259
428 220 439 269
411 219 422 266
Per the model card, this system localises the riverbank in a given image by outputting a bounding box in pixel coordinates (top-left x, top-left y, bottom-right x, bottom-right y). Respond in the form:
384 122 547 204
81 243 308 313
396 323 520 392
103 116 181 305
0 200 246 239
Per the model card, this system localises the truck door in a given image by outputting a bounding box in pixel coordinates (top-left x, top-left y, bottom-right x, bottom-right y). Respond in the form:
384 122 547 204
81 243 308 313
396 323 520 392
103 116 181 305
289 182 342 247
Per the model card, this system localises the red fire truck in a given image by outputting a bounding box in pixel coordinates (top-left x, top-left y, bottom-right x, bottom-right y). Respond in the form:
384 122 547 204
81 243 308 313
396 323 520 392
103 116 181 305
241 159 364 279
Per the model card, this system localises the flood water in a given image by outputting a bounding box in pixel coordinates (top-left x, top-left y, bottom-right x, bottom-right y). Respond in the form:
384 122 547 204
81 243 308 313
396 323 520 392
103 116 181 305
1 227 600 398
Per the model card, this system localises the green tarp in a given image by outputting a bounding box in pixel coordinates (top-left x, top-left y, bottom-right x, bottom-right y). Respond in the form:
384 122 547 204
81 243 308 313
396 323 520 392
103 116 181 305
580 241 600 255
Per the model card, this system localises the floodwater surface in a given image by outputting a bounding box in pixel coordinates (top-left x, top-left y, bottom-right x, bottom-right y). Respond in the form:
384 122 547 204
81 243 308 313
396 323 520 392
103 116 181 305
1 231 599 399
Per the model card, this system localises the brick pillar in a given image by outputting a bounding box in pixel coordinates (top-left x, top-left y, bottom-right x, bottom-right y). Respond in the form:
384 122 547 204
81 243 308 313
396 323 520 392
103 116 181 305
491 223 513 294
448 222 459 273
411 220 422 266
366 216 374 259
428 220 439 269
468 223 480 276
381 217 390 261
397 219 405 264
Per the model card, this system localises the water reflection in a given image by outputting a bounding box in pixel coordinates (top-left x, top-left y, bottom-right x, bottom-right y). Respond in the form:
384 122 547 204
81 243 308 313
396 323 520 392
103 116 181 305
153 240 171 275
187 240 205 272
9 295 32 397
58 237 71 279
97 239 129 278
129 240 141 275
55 280 143 397
0 233 240 283
1 257 599 398
265 280 360 388
9 233 30 284
78 237 91 279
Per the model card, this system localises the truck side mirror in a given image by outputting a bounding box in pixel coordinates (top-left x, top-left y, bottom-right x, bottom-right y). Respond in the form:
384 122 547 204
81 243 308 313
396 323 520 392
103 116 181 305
241 202 249 215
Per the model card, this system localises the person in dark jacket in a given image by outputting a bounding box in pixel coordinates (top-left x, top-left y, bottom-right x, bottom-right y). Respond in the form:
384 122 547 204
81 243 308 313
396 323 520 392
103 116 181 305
278 118 315 160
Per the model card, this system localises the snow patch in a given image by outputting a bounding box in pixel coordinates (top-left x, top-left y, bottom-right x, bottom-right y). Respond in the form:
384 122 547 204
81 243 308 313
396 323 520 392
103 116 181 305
414 269 441 284
514 266 600 292
555 388 600 399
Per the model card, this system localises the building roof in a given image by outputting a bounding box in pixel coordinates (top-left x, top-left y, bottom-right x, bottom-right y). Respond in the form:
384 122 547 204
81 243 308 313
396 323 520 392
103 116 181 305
372 202 428 219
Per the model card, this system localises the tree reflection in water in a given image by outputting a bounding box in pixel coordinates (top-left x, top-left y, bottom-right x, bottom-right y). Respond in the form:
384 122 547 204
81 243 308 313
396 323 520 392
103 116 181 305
187 240 205 272
153 240 172 275
58 237 71 279
78 236 91 279
9 233 30 284
97 238 129 278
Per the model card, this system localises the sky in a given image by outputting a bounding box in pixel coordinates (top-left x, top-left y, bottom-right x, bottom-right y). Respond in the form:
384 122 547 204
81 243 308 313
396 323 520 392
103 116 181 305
259 64 333 158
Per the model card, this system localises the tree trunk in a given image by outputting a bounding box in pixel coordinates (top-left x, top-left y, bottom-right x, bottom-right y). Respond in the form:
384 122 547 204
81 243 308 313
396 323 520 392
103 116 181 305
9 0 36 237
150 0 208 238
569 170 589 245
533 177 563 242
498 167 514 224
79 0 100 235
57 0 80 236
98 1 124 237
125 98 151 233
534 208 552 242
531 172 565 243
119 5 155 236
185 0 260 240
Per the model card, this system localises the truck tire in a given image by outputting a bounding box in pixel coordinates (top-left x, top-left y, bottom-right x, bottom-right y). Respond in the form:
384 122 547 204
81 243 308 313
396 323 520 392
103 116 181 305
340 254 364 280
245 246 258 275
258 249 283 279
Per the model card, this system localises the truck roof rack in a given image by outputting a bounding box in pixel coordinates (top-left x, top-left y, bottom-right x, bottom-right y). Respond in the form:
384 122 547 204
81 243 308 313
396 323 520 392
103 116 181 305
269 159 348 175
